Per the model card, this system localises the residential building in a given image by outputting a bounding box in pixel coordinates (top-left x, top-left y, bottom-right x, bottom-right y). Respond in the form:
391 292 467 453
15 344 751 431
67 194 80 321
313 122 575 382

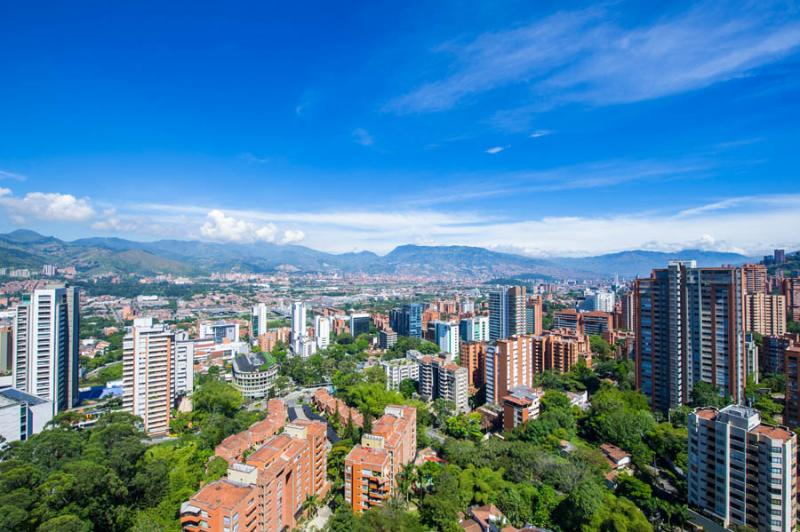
417 355 469 412
182 418 329 532
349 312 371 338
390 303 423 338
434 321 460 359
782 277 800 321
525 297 543 336
344 405 417 513
378 328 397 349
762 334 800 374
784 346 800 428
636 261 747 411
0 387 53 444
742 264 768 294
12 286 80 414
584 290 615 313
582 311 614 336
123 317 174 436
553 309 581 333
312 388 363 427
381 358 419 391
0 325 12 375
486 335 533 405
232 352 278 399
688 405 797 531
620 289 637 332
489 286 526 341
459 316 489 343
745 333 759 384
745 293 786 336
314 315 331 349
502 385 542 431
174 330 194 398
251 303 269 338
290 301 308 354
533 330 592 375
459 341 486 394
215 399 287 463
199 322 239 343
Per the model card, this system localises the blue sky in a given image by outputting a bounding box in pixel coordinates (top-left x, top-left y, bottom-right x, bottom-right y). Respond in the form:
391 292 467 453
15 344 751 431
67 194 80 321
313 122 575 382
1 0 799 256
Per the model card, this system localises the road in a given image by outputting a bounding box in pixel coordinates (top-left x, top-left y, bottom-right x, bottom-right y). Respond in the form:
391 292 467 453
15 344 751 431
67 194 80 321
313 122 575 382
426 426 446 444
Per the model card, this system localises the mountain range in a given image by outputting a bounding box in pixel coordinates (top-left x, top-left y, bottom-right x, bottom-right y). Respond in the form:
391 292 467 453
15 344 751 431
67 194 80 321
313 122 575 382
0 229 756 279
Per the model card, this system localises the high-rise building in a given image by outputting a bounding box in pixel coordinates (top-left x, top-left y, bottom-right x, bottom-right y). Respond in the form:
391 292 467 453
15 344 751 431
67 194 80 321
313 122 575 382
290 301 308 354
12 286 80 414
784 346 800 428
584 290 615 313
485 335 533 405
742 264 768 294
688 405 797 530
525 297 543 336
349 312 371 338
459 316 489 343
381 358 419 390
489 286 526 341
0 325 13 375
582 311 614 336
782 277 800 322
174 330 194 398
620 289 637 332
438 363 469 414
378 328 397 349
314 315 331 349
433 321 459 358
459 341 486 394
251 303 269 338
636 261 746 411
344 405 417 513
390 304 423 338
553 309 581 334
745 293 786 336
533 330 592 375
123 317 175 436
775 249 787 265
762 334 800 374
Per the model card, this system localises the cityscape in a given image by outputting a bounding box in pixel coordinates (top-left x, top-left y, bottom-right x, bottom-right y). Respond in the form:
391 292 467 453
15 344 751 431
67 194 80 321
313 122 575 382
2 2 800 532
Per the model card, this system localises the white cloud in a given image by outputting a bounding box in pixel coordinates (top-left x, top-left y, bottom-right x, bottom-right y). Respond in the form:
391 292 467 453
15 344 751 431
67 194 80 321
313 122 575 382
200 209 282 243
0 169 26 181
280 229 305 244
485 146 507 154
0 189 95 223
386 3 800 115
530 130 553 138
352 128 374 146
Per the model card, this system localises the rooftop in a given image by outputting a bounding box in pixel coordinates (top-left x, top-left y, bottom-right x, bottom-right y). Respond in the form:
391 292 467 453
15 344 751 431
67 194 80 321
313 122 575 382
189 479 252 510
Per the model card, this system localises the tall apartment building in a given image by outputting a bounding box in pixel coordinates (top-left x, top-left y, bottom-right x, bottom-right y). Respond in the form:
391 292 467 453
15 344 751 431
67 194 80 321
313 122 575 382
762 333 800 374
620 290 637 332
417 355 469 412
489 286 526 341
485 335 533 405
525 297 543 336
182 419 329 532
290 301 308 354
745 293 786 336
688 405 797 531
344 405 417 513
433 321 460 359
742 264 768 294
390 303 423 338
123 317 174 436
532 330 592 375
314 315 331 349
459 316 489 343
582 311 614 336
782 277 800 322
584 290 615 313
174 330 195 398
636 261 746 411
784 346 800 428
12 286 80 414
459 341 486 394
0 325 11 374
251 303 269 338
381 357 419 390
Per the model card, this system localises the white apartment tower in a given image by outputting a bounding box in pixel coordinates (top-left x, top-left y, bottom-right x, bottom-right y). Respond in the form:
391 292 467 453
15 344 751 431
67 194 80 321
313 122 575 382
123 318 175 436
291 301 308 355
12 286 80 415
315 315 331 350
251 303 269 338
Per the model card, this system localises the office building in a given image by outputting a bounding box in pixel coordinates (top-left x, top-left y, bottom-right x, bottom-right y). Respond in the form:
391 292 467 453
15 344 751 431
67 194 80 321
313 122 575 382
582 311 614 336
314 315 331 349
533 330 592 375
12 286 80 414
636 261 746 411
459 316 489 343
344 405 417 513
349 312 371 338
389 303 423 338
742 264 768 294
123 317 174 436
378 328 397 350
502 385 542 431
688 405 796 531
485 335 533 405
553 309 581 333
745 293 786 337
433 321 459 359
182 419 329 532
381 357 419 391
489 286 526 341
199 322 239 344
251 303 269 338
525 297 543 336
459 341 486 394
232 352 278 399
0 387 53 443
782 277 800 322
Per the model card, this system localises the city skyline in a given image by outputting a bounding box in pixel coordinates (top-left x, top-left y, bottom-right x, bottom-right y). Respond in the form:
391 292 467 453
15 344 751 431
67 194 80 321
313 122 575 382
1 2 800 255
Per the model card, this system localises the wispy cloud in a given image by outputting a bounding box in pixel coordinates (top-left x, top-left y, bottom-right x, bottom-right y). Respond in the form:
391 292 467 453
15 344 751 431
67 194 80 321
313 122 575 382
352 128 375 146
485 145 507 154
530 130 553 138
0 169 27 181
386 3 800 116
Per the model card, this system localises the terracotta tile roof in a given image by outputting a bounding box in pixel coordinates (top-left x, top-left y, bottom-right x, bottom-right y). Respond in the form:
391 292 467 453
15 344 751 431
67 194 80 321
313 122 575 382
694 407 718 420
346 445 390 469
752 424 795 442
191 479 253 510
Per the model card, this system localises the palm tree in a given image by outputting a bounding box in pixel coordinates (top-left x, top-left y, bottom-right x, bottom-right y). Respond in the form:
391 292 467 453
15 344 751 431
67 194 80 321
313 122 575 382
301 494 321 519
394 463 417 506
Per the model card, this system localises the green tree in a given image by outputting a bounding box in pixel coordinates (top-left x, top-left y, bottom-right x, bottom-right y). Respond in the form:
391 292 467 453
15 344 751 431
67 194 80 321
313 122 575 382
399 378 417 399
